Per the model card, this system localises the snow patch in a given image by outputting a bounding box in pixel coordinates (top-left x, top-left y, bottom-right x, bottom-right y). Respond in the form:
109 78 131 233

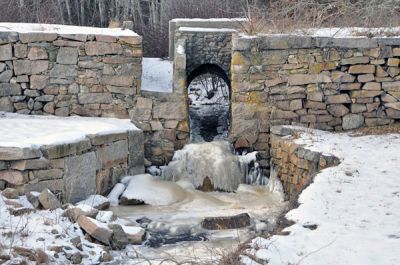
141 58 173 93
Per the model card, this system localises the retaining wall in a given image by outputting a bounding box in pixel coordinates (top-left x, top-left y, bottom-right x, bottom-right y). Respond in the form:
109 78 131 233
230 34 400 169
0 24 142 118
270 126 340 199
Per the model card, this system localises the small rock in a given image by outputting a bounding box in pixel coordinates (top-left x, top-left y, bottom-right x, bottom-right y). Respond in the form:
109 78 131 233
69 252 82 264
2 188 19 199
26 192 41 209
108 224 128 250
201 213 251 230
64 205 99 222
99 251 113 262
96 211 117 223
38 189 61 210
201 176 214 192
76 195 110 210
122 225 146 244
71 236 83 251
51 229 58 234
35 249 49 264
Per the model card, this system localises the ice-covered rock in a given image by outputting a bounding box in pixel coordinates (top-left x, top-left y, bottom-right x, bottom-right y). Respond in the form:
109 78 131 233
107 183 126 206
120 174 187 206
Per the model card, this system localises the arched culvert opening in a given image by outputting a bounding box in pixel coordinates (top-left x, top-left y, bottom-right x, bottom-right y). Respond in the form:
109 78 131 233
187 64 231 142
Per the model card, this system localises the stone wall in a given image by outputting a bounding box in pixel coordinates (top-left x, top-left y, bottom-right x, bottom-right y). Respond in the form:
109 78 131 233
175 27 235 79
0 27 142 118
0 126 143 203
270 126 339 199
230 34 400 168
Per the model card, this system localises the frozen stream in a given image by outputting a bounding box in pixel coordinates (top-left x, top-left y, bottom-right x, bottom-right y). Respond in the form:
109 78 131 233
109 141 287 264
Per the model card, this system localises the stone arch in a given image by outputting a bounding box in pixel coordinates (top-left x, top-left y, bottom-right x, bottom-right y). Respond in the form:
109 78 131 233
187 63 231 91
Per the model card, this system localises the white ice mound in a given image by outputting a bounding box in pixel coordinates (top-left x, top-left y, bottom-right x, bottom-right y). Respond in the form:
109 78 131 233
162 141 246 191
121 174 187 206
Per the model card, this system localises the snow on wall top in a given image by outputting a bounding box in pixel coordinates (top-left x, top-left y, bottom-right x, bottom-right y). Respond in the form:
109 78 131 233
0 112 139 149
171 18 247 23
178 27 237 33
0 23 139 37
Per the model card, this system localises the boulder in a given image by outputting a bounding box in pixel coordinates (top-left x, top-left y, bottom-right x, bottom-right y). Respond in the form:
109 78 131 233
38 189 61 210
77 215 113 245
26 191 41 209
201 213 251 230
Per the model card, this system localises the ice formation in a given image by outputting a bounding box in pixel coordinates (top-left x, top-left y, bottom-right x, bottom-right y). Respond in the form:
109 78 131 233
161 141 264 191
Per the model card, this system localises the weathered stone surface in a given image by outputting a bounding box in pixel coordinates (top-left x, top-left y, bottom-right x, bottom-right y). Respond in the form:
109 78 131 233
78 93 113 104
384 102 400 110
153 102 186 120
386 108 400 118
350 90 382 98
19 32 57 43
201 213 251 230
0 70 13 83
77 215 113 245
64 151 99 203
49 64 78 78
33 169 63 181
85 42 122 56
0 97 13 112
96 140 128 167
38 189 61 210
0 147 42 160
28 47 48 60
341 56 369 65
1 170 27 186
13 60 49 75
30 75 49 90
331 72 355 83
100 76 134 87
343 114 364 130
348 65 375 74
0 44 12 61
326 94 351 104
0 83 21 96
42 139 91 159
359 80 379 91
288 74 332 85
26 191 40 208
327 104 349 117
11 157 50 171
57 47 78 65
0 32 18 45
382 81 400 92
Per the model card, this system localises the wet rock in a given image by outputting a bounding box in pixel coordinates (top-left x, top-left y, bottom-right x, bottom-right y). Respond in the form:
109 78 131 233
108 224 128 250
201 176 214 192
201 213 251 230
119 196 144 205
1 188 19 199
38 189 61 210
77 215 112 245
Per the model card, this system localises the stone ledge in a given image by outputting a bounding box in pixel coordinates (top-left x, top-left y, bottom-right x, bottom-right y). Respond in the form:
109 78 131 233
233 34 400 50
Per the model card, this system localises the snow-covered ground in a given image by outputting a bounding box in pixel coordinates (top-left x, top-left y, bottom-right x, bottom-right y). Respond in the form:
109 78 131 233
243 127 400 265
0 22 139 36
141 58 173 93
0 112 137 148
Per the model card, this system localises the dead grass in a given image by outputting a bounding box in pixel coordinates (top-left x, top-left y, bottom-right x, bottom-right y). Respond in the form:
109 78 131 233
350 123 400 137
